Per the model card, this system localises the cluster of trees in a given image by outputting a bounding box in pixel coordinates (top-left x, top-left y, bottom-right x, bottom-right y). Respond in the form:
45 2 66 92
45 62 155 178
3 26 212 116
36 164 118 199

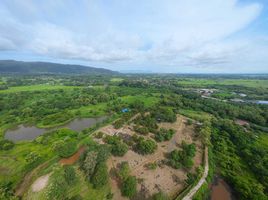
211 119 267 199
79 145 110 188
113 112 133 129
0 87 118 128
154 128 175 142
117 162 137 198
51 129 78 158
134 114 158 133
151 107 177 123
168 141 196 169
133 136 157 155
104 135 128 156
45 165 76 200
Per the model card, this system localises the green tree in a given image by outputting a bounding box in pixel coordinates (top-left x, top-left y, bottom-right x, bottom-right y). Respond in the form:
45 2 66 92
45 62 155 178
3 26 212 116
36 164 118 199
121 176 137 197
91 162 108 188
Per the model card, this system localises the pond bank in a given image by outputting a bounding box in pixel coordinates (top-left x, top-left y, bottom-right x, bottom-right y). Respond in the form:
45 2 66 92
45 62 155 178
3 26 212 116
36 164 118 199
5 116 107 142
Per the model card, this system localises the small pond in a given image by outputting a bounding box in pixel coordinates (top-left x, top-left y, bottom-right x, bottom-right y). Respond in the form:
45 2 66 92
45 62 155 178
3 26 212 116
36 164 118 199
210 176 235 200
4 116 107 142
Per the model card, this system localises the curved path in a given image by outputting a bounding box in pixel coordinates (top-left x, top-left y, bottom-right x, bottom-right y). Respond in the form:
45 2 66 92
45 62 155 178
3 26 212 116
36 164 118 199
182 147 209 200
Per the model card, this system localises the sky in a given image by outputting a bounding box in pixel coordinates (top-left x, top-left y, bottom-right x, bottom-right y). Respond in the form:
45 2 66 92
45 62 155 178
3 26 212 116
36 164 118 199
0 0 268 73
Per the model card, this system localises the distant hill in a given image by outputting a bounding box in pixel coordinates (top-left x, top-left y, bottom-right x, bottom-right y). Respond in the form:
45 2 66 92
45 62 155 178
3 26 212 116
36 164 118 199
0 60 118 75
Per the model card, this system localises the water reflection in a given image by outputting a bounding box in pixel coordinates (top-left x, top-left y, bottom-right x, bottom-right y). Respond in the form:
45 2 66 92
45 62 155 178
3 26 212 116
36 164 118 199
5 116 106 142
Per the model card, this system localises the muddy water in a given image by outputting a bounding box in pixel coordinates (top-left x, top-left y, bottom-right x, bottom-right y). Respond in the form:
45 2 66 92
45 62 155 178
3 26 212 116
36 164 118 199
211 177 234 200
5 116 106 142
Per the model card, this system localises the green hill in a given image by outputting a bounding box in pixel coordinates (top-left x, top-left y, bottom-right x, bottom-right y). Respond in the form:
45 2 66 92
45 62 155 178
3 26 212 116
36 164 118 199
0 60 117 75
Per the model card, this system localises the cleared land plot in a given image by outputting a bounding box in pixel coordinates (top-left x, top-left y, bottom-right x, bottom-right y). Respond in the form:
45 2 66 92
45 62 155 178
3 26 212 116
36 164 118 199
98 115 203 199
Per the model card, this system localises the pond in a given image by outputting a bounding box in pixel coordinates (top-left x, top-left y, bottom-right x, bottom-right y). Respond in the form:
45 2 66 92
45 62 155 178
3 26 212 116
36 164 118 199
210 176 235 200
4 116 107 142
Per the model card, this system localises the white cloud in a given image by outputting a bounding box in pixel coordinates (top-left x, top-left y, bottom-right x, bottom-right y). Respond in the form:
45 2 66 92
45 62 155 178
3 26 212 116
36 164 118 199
0 0 265 72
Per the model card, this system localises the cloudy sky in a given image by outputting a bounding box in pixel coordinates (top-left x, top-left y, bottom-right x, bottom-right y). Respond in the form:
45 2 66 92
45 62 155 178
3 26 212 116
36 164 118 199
0 0 267 73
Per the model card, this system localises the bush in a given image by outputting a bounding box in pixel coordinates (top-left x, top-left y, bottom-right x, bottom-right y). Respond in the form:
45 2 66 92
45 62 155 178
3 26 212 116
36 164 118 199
118 162 130 180
52 140 77 158
45 167 67 200
0 140 14 150
104 135 128 156
152 191 170 200
64 166 76 185
91 162 108 188
134 125 149 135
96 145 110 163
154 128 175 142
168 142 196 169
112 142 128 156
121 176 137 197
145 162 158 170
136 138 157 155
81 151 98 178
151 107 176 123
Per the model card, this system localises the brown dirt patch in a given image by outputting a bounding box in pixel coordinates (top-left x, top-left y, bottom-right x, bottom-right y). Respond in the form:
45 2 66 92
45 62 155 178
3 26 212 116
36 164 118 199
59 146 85 165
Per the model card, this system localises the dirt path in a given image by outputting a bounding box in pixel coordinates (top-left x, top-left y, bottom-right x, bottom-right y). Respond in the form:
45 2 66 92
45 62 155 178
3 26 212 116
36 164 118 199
31 173 51 192
181 147 209 200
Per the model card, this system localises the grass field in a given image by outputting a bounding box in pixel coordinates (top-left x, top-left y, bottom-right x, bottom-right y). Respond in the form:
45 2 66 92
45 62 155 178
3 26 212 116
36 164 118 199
120 94 160 108
0 85 81 94
178 78 268 88
179 109 212 122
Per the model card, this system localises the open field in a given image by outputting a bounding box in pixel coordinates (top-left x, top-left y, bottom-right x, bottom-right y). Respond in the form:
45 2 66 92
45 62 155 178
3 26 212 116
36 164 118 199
0 84 81 93
178 78 268 88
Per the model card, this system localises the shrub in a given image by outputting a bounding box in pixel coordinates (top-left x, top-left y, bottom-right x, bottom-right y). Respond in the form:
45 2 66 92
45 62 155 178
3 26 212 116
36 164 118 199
45 166 67 200
0 140 14 150
91 162 108 188
134 125 149 135
118 162 130 180
121 176 137 197
168 142 196 169
104 135 128 156
64 166 76 185
152 191 170 200
81 151 98 178
96 145 110 162
151 107 176 123
145 162 158 170
52 140 77 158
154 128 175 142
136 138 157 155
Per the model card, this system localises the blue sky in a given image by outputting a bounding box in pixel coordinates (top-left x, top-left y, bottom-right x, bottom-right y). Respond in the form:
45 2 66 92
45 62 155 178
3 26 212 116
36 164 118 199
0 0 267 73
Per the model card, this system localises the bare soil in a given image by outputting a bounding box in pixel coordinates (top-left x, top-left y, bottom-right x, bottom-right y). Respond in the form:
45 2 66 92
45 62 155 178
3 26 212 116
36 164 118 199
59 146 85 165
99 115 203 199
31 173 51 192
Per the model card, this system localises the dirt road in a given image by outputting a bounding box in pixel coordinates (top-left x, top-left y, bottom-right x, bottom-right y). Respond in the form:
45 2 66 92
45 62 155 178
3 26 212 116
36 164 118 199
182 147 208 200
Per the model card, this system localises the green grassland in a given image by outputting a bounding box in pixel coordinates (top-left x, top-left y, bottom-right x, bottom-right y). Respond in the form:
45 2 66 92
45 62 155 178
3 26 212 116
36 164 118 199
0 85 81 94
178 78 268 88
